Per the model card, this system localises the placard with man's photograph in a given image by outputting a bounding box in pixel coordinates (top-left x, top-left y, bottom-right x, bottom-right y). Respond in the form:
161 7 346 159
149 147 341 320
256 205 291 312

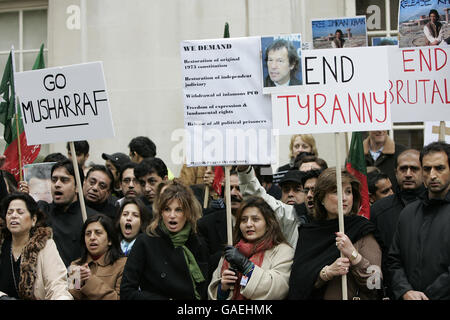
398 0 450 48
261 34 302 94
23 162 56 203
311 16 368 49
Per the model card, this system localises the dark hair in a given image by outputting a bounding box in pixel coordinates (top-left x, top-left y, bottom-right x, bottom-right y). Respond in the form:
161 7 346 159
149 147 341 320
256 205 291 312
336 29 343 35
78 214 122 266
300 169 323 187
51 160 84 186
296 155 328 171
85 164 114 191
2 170 18 193
429 9 439 17
313 168 361 221
0 192 48 238
66 140 89 155
367 171 390 194
128 136 157 158
264 39 300 76
119 162 138 182
43 152 68 163
134 157 168 180
420 141 450 167
115 197 151 242
233 196 288 248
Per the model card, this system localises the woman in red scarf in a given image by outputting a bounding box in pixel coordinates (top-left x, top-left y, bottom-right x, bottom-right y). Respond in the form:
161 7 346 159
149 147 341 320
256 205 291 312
208 196 294 300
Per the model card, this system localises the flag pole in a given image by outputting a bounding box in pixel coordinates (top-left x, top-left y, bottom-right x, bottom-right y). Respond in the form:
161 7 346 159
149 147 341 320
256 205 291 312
10 47 23 181
203 166 211 208
335 132 348 300
224 166 233 245
69 141 87 222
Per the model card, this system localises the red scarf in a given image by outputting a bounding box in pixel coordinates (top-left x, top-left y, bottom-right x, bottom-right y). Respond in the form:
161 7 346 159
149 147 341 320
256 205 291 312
221 238 273 300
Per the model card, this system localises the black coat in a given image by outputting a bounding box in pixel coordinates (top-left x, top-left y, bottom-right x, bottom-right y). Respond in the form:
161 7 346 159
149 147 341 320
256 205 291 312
387 191 450 300
370 186 426 298
37 200 98 266
120 227 210 300
197 208 228 279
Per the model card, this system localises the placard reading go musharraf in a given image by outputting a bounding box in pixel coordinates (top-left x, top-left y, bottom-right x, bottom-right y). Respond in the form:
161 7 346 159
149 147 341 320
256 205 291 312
14 62 115 145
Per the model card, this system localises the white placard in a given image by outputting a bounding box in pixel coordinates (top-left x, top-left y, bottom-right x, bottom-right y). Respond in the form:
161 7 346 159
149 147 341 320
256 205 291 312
181 37 274 167
14 62 115 145
388 46 450 122
424 121 450 145
271 46 392 135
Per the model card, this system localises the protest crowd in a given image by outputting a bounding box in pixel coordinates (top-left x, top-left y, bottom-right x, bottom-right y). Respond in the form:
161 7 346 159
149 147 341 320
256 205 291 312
0 1 449 304
0 130 449 301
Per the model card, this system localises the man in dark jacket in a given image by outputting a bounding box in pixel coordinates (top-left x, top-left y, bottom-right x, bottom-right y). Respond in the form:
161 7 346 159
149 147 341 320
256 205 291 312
371 149 426 298
38 160 98 266
363 131 406 191
388 142 450 300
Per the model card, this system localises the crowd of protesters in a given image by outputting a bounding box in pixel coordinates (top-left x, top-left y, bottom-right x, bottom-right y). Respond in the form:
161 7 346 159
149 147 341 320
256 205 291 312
0 131 449 300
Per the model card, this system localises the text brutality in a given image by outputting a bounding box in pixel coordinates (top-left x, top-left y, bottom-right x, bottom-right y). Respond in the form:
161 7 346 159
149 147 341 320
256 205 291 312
21 90 107 124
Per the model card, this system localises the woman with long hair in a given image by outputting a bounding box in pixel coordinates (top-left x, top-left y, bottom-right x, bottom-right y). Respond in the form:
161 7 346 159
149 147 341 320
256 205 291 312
0 192 72 300
120 180 209 300
208 196 294 300
288 168 382 300
69 214 126 300
115 197 151 256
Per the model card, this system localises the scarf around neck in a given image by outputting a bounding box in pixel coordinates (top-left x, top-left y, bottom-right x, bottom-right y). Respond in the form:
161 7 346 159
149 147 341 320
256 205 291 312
159 221 205 299
288 215 376 300
221 238 273 300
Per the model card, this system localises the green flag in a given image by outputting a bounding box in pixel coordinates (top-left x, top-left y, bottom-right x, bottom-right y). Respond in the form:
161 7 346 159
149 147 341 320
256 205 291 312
223 22 230 38
0 51 16 144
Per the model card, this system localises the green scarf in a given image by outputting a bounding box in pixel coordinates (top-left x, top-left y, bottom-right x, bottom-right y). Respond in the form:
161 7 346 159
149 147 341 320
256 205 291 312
160 221 205 299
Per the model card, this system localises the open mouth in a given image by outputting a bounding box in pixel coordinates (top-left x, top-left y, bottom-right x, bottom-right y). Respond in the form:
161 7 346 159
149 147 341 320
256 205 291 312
306 200 314 209
53 191 63 200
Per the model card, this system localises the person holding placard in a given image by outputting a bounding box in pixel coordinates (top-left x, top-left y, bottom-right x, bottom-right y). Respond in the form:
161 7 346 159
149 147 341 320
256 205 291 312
69 214 126 300
120 180 209 300
263 39 301 87
208 196 294 300
388 142 450 300
0 192 72 300
37 160 98 267
288 168 382 300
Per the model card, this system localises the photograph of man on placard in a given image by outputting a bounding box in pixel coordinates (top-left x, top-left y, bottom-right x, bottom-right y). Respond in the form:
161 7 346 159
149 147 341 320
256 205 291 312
311 16 368 49
398 0 450 48
261 34 302 93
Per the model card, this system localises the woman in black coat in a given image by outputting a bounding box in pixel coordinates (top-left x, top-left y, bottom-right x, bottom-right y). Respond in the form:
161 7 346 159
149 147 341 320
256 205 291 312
120 179 209 300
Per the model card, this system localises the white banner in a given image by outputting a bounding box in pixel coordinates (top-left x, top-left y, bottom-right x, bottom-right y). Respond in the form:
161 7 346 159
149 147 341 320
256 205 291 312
271 46 392 135
15 62 115 145
388 46 450 122
181 37 274 166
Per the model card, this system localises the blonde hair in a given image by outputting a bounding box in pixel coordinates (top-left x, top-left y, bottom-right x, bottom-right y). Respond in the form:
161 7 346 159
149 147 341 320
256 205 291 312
289 134 318 159
147 179 202 236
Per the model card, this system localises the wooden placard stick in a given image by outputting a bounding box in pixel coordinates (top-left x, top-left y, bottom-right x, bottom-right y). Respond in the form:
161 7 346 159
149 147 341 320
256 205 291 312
69 141 87 222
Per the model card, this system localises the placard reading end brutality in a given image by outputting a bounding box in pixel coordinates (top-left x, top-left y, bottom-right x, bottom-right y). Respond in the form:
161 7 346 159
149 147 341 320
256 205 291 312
181 37 274 167
14 62 115 145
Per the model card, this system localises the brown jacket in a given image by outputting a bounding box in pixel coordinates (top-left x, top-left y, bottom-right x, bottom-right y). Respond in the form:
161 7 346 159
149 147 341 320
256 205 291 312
315 234 382 300
69 255 127 300
178 164 207 186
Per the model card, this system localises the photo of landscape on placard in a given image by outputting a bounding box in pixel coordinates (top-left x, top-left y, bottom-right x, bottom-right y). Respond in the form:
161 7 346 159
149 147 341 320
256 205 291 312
398 0 450 48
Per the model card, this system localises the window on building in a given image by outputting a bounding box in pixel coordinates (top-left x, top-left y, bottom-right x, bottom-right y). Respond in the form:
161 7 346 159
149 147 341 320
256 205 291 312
0 2 48 154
